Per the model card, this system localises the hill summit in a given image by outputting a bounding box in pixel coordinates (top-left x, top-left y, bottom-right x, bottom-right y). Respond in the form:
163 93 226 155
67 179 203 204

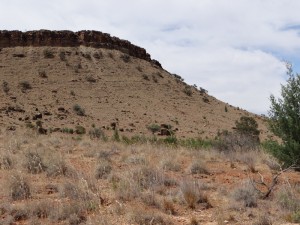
0 30 268 139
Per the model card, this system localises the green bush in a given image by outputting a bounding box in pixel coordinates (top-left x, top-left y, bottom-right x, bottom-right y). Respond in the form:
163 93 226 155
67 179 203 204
235 116 260 138
112 129 120 142
73 104 85 116
163 136 178 145
75 126 86 134
147 124 160 134
267 64 300 168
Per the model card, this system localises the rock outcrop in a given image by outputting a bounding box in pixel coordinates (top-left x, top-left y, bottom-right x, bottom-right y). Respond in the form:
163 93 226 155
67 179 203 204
0 30 161 67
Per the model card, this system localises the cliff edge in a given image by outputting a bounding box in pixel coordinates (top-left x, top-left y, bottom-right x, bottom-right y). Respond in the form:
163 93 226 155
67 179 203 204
0 30 161 67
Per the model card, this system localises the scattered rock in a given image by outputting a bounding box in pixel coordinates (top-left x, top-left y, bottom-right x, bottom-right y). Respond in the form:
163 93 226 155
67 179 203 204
160 128 171 136
6 126 16 131
32 113 42 120
38 127 47 135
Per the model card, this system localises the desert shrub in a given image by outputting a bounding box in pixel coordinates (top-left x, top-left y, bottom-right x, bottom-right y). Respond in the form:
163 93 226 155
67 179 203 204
225 106 228 112
238 153 257 172
112 129 120 142
147 124 161 134
82 52 92 60
43 49 54 58
73 104 85 116
120 54 131 63
131 210 169 225
0 155 13 170
95 162 112 179
2 81 9 94
199 87 207 94
19 81 32 92
289 212 300 223
235 116 260 141
60 182 88 201
152 75 158 83
89 127 106 140
11 206 29 221
30 200 52 219
25 152 46 174
126 155 146 165
163 136 178 145
162 198 176 215
133 166 165 190
252 214 272 225
130 135 148 144
142 74 150 80
75 125 86 134
190 161 209 174
183 86 192 96
141 192 160 208
277 188 300 212
215 131 259 152
172 73 184 81
136 66 143 72
161 159 181 172
49 202 85 222
203 97 209 103
93 51 103 59
114 178 140 201
180 180 208 209
231 181 258 208
61 127 74 134
39 70 48 78
59 51 66 61
108 52 114 59
10 174 31 201
86 76 96 83
68 213 87 225
189 217 199 225
46 158 74 177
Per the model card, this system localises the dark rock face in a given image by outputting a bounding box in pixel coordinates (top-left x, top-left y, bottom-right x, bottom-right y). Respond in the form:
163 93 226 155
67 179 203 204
0 30 161 67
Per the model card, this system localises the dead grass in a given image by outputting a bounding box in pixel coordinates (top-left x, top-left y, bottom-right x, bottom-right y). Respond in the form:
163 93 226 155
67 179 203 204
9 174 31 201
180 180 209 209
231 181 258 208
0 130 299 224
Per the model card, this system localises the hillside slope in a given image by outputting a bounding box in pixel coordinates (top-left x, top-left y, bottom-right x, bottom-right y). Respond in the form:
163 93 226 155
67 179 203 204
0 30 269 139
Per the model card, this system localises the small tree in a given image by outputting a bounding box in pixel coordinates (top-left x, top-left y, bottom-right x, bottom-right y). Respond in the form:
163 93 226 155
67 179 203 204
268 64 300 168
235 116 260 138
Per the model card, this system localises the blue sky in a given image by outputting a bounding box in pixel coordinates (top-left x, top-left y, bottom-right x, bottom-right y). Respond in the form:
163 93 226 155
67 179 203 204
1 0 300 114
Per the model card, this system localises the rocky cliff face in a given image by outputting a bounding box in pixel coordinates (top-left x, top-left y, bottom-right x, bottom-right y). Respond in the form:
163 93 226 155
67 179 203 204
0 30 161 67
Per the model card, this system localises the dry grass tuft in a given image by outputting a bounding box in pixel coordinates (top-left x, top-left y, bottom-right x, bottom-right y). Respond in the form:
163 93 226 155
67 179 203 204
189 160 209 174
231 181 258 208
25 152 46 174
0 154 13 170
9 174 31 201
95 161 112 179
180 180 208 209
162 198 176 215
130 209 171 225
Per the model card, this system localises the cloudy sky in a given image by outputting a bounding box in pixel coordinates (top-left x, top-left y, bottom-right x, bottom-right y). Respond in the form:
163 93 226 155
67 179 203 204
1 0 300 114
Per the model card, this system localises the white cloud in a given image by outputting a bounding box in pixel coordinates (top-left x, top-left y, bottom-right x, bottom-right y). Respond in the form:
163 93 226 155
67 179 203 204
1 0 300 114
